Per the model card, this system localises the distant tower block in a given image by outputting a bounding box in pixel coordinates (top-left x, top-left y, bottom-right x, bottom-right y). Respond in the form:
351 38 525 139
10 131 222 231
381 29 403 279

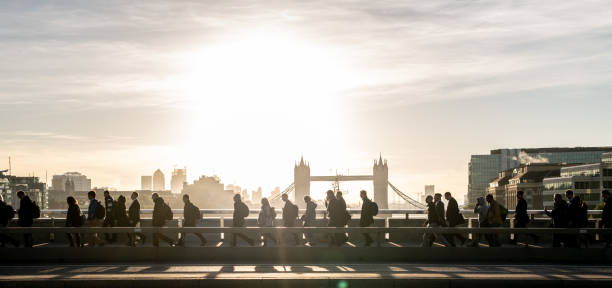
373 154 389 209
294 156 310 202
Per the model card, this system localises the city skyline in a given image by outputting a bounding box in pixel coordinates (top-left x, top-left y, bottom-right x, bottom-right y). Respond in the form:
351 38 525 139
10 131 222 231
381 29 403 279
2 1 612 199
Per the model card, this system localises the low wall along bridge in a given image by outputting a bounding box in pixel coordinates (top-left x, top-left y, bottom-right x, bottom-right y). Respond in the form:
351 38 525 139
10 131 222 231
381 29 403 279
270 155 425 209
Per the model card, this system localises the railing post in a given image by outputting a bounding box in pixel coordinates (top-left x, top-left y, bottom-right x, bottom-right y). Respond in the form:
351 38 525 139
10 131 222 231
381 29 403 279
220 216 225 241
595 219 600 241
50 217 55 242
405 213 409 220
468 217 472 240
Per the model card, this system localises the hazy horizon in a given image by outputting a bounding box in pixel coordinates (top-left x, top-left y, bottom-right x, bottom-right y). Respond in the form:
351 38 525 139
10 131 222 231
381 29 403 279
2 1 612 203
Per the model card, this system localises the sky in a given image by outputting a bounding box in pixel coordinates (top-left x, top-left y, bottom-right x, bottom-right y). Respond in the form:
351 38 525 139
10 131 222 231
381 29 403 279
1 1 612 204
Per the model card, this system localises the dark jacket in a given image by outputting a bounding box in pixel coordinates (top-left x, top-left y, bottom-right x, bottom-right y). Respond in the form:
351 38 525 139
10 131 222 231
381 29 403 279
0 201 15 227
113 201 129 227
66 203 83 227
18 196 34 227
301 201 317 226
515 198 530 225
233 201 248 227
87 199 99 220
602 197 611 228
128 199 141 225
567 197 584 228
445 197 462 226
183 201 200 227
360 198 374 227
282 200 298 227
152 197 168 227
434 200 447 227
546 201 568 228
326 197 345 227
426 202 440 225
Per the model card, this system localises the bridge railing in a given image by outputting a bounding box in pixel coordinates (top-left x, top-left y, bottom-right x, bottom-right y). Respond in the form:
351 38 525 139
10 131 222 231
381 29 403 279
1 227 611 247
38 209 605 217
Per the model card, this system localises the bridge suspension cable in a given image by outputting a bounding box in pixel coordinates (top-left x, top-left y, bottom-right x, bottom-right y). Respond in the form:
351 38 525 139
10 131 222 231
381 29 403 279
388 182 426 209
270 183 295 201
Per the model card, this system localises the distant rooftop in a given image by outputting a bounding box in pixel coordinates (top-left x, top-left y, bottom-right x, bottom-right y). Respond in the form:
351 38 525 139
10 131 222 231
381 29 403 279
491 146 612 154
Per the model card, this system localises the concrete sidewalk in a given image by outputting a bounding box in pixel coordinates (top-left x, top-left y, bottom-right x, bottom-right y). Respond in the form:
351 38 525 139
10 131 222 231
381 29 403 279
0 263 611 288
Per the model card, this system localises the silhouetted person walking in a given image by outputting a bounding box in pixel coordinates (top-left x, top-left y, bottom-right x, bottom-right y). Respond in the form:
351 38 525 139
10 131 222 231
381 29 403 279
469 196 488 247
434 193 453 247
152 193 175 247
485 194 502 247
17 191 34 248
360 190 375 246
258 197 277 246
65 196 83 247
232 194 254 246
103 191 116 243
128 192 145 246
86 191 105 247
565 190 584 247
0 195 19 247
545 193 568 247
281 193 300 245
325 190 341 246
512 191 538 245
178 194 207 246
601 190 611 247
335 191 349 245
444 192 467 246
301 196 317 245
113 195 130 246
422 195 452 247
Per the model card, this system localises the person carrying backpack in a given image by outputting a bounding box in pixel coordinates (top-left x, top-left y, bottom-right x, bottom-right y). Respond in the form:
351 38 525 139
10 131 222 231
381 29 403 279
258 197 277 246
359 190 375 247
281 193 300 245
152 193 175 247
0 194 19 247
86 190 106 247
177 194 206 247
16 191 35 247
231 194 254 246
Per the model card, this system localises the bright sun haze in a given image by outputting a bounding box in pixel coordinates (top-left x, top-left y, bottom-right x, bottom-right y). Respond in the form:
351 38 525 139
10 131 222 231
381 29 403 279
2 1 612 204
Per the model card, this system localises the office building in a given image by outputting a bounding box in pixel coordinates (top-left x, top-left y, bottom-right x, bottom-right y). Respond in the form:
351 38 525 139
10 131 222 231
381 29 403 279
153 169 165 191
489 164 562 209
421 185 435 203
542 152 612 209
51 172 91 192
141 176 152 191
0 170 47 210
182 175 232 208
469 147 612 204
171 168 187 194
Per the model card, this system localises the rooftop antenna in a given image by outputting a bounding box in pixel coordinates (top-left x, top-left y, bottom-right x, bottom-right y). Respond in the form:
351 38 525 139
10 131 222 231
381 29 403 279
8 156 11 175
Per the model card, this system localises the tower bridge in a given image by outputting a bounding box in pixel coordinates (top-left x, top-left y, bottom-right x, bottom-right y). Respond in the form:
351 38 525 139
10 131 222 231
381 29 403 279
271 155 425 209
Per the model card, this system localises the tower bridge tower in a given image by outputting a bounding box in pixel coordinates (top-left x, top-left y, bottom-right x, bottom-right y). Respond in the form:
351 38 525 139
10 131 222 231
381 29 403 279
294 156 310 202
373 154 389 209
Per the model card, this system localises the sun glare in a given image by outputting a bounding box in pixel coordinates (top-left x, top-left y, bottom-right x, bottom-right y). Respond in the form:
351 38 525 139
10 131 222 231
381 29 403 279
169 28 360 189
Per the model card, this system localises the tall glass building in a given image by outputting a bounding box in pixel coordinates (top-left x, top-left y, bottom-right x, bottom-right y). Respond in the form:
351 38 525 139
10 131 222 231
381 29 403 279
542 152 612 209
468 147 612 204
